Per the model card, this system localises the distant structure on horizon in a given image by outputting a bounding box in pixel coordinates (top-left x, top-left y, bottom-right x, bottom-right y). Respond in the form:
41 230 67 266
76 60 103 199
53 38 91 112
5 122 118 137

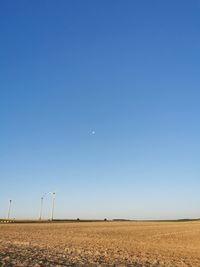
39 192 56 221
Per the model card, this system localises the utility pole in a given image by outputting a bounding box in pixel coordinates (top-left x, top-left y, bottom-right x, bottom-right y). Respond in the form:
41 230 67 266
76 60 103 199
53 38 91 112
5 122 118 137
7 199 12 220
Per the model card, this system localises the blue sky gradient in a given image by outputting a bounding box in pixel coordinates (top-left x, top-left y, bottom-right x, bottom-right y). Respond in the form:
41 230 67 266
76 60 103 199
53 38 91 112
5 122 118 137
1 0 200 219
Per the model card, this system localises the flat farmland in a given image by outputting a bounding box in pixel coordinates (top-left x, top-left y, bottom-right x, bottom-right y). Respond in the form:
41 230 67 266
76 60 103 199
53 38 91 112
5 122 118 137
1 221 200 266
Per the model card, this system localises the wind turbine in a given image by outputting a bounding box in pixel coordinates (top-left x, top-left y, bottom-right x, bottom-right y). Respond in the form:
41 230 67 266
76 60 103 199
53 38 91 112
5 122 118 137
50 192 56 221
7 199 12 220
39 192 56 221
39 196 44 220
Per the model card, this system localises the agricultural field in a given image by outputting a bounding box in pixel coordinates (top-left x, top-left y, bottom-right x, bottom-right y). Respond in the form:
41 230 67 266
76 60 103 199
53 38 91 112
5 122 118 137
0 221 200 266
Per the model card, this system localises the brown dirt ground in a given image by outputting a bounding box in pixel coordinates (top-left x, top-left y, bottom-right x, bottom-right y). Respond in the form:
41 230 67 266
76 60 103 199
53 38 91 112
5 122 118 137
0 221 200 266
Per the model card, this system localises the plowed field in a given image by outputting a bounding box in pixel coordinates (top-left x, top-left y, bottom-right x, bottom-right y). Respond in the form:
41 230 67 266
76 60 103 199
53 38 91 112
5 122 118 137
1 221 200 266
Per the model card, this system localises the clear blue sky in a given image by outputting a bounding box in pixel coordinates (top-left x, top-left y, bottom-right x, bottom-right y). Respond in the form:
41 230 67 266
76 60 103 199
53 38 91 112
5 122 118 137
1 0 200 220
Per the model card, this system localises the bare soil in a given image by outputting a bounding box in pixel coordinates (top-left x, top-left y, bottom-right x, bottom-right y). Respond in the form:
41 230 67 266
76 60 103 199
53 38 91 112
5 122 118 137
0 221 200 266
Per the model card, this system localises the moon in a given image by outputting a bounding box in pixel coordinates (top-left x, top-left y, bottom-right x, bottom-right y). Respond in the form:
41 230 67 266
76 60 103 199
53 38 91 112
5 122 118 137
91 130 95 135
